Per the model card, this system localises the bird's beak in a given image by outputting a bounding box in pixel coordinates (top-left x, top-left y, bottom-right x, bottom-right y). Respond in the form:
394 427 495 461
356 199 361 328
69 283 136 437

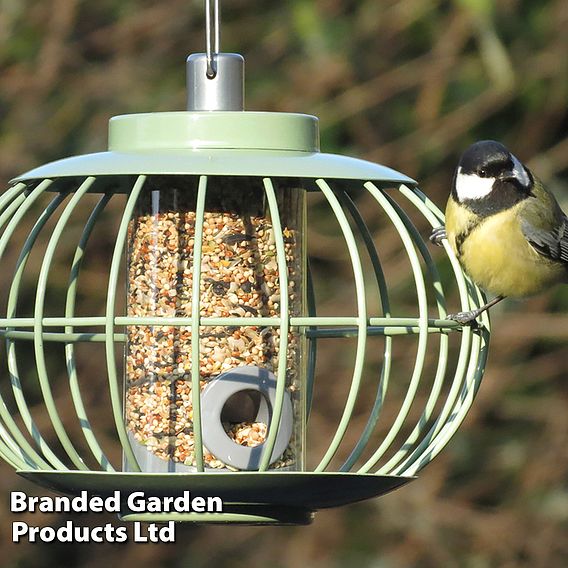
498 169 517 183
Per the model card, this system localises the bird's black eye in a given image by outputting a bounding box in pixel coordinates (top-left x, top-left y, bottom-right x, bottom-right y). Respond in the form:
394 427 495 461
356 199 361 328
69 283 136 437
478 168 487 177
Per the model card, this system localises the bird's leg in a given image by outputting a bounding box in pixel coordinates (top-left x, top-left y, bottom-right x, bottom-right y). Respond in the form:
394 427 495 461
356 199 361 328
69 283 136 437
429 226 447 246
448 295 505 326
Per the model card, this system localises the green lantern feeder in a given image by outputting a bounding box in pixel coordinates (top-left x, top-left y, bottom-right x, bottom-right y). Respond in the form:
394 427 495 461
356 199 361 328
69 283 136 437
0 2 490 524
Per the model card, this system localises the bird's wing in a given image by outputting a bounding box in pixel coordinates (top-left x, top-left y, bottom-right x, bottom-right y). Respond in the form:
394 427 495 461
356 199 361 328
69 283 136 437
521 213 568 264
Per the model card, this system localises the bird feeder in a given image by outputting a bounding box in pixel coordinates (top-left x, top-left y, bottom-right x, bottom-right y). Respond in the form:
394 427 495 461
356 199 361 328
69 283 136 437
0 3 490 524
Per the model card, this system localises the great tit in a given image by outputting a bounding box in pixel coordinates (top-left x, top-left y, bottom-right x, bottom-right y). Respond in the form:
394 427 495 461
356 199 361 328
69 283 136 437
431 140 568 324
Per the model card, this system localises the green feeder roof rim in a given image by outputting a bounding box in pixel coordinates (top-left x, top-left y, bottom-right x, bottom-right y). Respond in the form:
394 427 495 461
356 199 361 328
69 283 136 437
13 112 416 184
13 150 416 184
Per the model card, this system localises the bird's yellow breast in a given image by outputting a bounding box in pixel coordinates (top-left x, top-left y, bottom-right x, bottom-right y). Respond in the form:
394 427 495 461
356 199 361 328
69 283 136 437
446 200 565 297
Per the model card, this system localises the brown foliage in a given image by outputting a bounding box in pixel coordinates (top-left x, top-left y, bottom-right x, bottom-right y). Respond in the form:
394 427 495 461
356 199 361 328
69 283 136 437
1 0 568 566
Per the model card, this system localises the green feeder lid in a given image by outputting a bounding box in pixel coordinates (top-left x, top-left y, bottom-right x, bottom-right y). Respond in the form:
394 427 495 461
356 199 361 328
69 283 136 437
14 111 416 184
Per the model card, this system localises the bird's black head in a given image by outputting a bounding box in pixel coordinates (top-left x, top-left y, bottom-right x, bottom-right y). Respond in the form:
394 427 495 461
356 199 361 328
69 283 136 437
452 140 534 215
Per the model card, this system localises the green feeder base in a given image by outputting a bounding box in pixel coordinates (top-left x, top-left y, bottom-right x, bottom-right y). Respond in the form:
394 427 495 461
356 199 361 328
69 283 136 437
119 505 315 525
17 471 414 525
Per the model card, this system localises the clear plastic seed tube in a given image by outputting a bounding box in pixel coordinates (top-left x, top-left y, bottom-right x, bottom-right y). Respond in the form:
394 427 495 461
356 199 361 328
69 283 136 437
124 177 306 472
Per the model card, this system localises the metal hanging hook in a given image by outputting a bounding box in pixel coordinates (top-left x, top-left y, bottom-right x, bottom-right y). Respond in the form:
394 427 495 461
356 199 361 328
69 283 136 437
186 0 244 110
205 0 220 79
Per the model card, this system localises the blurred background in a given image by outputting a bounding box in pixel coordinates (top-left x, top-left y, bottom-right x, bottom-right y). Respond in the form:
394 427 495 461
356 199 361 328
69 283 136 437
0 0 568 566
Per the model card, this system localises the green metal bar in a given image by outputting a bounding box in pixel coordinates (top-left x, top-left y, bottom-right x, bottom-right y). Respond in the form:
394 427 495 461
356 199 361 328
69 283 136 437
0 434 28 469
398 185 480 313
393 185 479 474
315 179 367 472
0 182 45 470
407 322 487 474
1 330 124 342
367 318 458 329
5 180 67 469
105 175 146 472
0 317 101 327
0 193 28 232
389 186 472 474
191 175 207 472
0 427 29 469
198 317 359 327
0 192 27 227
0 316 358 327
258 178 290 471
393 184 485 475
305 260 317 415
0 183 27 222
339 190 393 472
358 181 429 473
0 325 461 343
65 192 114 471
308 325 457 337
375 187 450 473
409 292 489 473
0 315 463 329
34 178 96 470
0 182 26 205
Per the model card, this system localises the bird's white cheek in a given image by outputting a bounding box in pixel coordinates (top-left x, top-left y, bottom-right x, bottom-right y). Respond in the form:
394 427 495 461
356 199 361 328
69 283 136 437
455 169 495 201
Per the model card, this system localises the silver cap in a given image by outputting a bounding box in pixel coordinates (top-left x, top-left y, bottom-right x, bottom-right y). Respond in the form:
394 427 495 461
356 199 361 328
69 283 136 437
186 53 245 111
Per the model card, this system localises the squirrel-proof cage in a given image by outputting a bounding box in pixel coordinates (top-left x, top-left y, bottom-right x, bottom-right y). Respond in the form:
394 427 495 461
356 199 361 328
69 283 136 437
0 53 490 525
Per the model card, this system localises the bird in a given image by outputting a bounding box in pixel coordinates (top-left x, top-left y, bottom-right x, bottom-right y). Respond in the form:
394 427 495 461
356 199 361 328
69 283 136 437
430 140 568 325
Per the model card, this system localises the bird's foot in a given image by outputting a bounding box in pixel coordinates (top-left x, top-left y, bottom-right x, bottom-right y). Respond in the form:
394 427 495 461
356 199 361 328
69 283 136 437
448 296 503 328
429 226 447 246
447 310 481 328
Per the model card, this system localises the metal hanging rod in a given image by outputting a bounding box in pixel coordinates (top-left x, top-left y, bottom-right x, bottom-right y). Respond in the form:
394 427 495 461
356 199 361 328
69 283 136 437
205 0 220 78
186 0 244 111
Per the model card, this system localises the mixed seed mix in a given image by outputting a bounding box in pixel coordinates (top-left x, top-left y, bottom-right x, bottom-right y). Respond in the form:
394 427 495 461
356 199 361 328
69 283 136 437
125 183 303 470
